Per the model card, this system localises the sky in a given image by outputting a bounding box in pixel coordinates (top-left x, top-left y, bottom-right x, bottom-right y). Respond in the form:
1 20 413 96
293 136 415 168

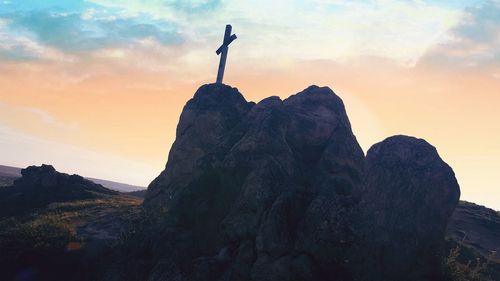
0 0 499 209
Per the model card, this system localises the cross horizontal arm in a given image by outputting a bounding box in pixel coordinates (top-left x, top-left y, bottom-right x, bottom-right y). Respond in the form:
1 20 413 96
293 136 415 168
215 45 225 55
224 34 237 45
216 34 237 55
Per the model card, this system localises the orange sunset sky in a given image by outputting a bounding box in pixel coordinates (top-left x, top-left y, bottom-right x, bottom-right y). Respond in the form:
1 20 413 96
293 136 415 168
0 1 499 209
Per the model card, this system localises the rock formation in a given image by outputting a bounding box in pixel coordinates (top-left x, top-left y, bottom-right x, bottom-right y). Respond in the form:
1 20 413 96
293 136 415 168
143 84 460 281
0 164 118 217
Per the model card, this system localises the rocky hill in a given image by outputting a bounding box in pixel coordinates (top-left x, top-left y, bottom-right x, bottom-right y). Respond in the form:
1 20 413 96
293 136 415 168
139 83 462 281
0 164 119 217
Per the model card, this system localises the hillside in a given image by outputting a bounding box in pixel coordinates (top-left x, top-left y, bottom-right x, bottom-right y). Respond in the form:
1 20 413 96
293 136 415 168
0 165 142 281
448 201 500 262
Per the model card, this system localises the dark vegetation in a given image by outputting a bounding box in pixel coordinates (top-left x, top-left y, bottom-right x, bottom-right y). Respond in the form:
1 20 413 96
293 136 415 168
443 201 500 281
443 240 499 281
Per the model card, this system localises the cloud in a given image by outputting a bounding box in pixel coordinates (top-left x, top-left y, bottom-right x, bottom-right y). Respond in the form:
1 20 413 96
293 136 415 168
86 0 222 21
173 0 463 66
0 102 79 132
23 107 79 132
0 0 476 73
57 0 464 66
418 0 500 71
0 3 183 60
0 17 66 61
0 34 66 61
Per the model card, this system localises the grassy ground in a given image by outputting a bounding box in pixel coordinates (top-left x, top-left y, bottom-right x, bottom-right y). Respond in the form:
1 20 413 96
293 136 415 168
0 195 142 281
444 201 500 280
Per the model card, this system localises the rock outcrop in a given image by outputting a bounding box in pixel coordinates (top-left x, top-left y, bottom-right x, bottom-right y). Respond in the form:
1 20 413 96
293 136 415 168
142 84 460 281
0 164 118 217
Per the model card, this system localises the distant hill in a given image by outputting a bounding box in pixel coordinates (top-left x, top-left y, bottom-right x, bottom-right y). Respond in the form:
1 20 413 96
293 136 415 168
125 189 147 198
0 165 20 186
86 177 145 192
0 164 145 192
0 164 21 177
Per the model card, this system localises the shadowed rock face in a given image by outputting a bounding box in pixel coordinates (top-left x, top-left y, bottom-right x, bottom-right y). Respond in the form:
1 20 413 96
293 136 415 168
143 84 460 281
145 84 254 207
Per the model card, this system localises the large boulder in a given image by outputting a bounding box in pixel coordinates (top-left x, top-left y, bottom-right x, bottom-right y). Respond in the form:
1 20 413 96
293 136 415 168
359 135 460 281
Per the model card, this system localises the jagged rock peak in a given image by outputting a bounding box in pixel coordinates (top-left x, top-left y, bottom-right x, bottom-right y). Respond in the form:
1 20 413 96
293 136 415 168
188 83 251 110
284 85 346 111
21 163 56 175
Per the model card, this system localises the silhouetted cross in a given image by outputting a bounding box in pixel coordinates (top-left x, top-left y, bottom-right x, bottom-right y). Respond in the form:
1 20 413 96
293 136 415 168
216 24 237 84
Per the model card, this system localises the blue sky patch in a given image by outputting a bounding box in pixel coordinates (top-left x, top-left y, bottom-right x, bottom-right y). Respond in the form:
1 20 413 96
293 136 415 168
0 1 183 59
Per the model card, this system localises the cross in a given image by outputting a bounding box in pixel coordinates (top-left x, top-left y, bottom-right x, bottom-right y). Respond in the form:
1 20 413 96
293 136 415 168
215 24 237 84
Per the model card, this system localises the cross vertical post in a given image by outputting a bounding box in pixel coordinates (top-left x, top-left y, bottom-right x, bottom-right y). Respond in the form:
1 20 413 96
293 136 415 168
216 24 237 84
